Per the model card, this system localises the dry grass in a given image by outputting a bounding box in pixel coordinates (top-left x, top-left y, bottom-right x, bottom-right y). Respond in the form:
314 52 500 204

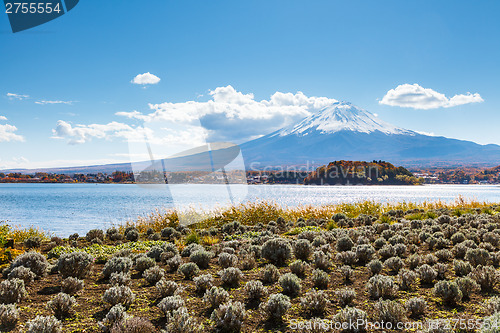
0 221 51 243
123 196 497 232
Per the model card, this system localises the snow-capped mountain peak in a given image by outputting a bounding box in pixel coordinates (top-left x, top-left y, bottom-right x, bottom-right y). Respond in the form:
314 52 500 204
275 101 414 137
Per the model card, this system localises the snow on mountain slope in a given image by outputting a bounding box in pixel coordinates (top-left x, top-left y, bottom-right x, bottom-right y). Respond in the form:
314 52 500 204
241 101 500 167
274 101 415 136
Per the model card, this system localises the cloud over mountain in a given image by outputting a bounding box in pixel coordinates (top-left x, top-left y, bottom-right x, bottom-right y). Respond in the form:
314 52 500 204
116 85 337 142
379 83 483 109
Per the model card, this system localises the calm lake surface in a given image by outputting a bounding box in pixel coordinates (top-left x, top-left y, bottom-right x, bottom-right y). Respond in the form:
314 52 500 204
0 183 499 236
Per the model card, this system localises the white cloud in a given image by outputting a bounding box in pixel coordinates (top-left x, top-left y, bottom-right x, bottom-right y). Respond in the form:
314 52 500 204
379 83 484 109
6 93 29 100
116 85 337 142
0 116 7 121
52 120 206 148
0 124 24 142
0 156 29 169
131 72 161 85
35 100 74 105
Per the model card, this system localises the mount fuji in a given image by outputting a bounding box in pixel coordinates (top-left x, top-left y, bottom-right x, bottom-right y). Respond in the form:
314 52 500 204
240 102 500 168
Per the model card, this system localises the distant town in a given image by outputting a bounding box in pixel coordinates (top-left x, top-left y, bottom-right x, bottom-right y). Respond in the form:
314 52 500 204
1 162 499 185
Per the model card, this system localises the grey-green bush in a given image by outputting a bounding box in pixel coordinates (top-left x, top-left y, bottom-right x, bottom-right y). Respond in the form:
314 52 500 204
260 293 291 321
367 260 383 276
86 229 104 243
103 285 135 308
300 289 327 316
453 260 472 277
7 266 35 284
158 295 185 316
336 236 354 252
312 269 329 289
261 238 292 266
384 256 404 273
26 315 61 333
177 263 200 280
405 297 427 318
219 267 243 286
433 280 462 305
335 288 356 307
469 265 499 291
336 251 357 266
398 269 418 291
279 273 301 296
203 286 229 309
193 274 213 293
0 278 27 304
143 266 165 285
8 251 48 277
0 303 18 328
417 264 437 284
314 251 333 271
47 293 76 319
373 299 406 325
333 307 367 333
190 249 212 269
244 280 266 301
102 257 133 279
156 279 180 298
210 301 246 333
261 264 280 284
289 260 309 277
110 272 130 286
165 307 202 333
366 275 398 299
294 239 313 261
61 277 84 295
340 265 354 283
218 252 238 268
466 248 491 267
134 256 155 273
355 244 375 263
98 304 128 331
57 251 93 279
456 276 479 300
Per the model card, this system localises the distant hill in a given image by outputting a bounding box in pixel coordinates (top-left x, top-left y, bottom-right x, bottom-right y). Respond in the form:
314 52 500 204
240 102 500 168
303 160 420 185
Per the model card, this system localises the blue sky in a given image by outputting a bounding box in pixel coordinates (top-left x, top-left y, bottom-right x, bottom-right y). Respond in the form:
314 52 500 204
1 0 499 169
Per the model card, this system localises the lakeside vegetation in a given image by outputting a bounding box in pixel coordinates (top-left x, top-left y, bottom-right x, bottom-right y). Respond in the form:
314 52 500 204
1 161 499 185
0 199 500 331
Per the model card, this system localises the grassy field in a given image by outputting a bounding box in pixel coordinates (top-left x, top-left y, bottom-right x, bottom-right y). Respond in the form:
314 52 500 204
0 199 499 332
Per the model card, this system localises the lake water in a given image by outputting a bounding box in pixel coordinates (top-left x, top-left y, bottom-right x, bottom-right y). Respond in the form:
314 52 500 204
0 183 499 236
